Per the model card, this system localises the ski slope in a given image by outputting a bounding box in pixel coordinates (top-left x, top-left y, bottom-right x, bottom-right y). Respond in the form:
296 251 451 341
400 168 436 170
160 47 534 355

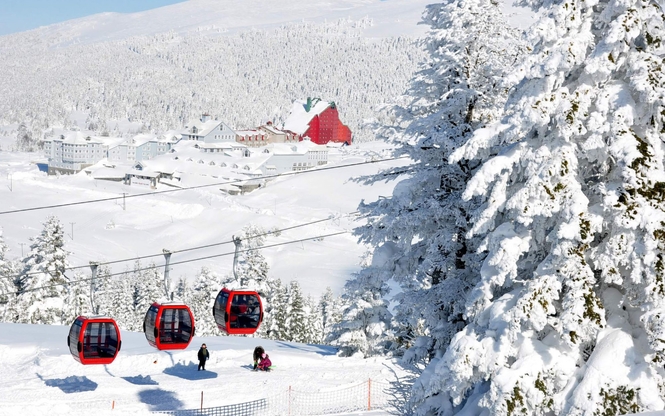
0 322 409 415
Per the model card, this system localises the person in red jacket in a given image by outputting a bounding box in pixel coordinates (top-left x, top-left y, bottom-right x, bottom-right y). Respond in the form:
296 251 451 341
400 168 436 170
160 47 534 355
257 352 272 371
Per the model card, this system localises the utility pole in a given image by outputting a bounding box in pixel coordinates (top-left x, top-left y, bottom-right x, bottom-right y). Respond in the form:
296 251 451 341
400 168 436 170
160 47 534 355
69 222 76 240
19 242 25 257
232 236 242 284
89 262 100 314
163 249 172 300
7 174 11 192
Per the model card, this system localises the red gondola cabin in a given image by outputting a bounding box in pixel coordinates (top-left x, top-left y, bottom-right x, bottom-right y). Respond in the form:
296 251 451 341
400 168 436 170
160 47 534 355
143 302 195 350
213 288 263 335
67 316 122 365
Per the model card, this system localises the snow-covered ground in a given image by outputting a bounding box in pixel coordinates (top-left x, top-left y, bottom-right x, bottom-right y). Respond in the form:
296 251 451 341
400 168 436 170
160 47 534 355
0 322 411 415
0 140 407 297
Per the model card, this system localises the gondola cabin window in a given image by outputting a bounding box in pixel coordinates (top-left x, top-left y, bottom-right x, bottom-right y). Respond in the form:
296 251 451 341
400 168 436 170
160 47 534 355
83 322 120 359
68 319 82 358
143 302 195 350
213 288 263 335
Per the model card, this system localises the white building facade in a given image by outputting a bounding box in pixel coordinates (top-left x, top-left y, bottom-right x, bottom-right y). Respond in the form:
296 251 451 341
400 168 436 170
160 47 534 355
107 134 177 163
43 132 123 174
262 141 328 175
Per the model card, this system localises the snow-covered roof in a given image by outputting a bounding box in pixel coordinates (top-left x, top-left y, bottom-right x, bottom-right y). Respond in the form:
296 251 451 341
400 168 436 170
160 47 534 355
47 132 127 148
184 118 226 137
88 167 126 179
127 168 160 178
236 129 264 137
92 135 126 147
259 124 286 135
50 131 92 145
131 133 161 147
282 98 331 135
162 130 182 141
264 141 328 155
199 142 236 150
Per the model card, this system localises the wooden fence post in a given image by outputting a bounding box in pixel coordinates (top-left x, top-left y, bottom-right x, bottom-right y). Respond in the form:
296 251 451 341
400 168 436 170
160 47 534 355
368 378 372 410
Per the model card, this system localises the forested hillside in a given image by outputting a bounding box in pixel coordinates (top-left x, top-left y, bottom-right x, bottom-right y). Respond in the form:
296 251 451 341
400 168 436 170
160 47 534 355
0 18 422 145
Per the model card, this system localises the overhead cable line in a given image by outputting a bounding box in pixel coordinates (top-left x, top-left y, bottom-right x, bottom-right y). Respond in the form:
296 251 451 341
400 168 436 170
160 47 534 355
0 230 350 297
9 211 358 281
0 155 410 216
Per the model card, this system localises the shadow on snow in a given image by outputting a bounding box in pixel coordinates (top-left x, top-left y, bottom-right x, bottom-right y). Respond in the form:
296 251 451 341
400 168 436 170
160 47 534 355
274 340 338 356
37 374 98 394
163 362 218 380
123 374 159 385
138 388 185 411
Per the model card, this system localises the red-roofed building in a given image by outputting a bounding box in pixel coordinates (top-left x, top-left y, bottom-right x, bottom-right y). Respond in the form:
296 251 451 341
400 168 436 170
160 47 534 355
283 98 352 145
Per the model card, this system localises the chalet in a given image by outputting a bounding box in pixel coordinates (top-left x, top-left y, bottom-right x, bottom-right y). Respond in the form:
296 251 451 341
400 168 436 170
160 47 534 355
282 97 352 146
182 114 236 143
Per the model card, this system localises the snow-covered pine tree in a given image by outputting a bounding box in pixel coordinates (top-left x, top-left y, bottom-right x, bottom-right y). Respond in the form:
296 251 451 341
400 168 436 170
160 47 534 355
189 266 221 336
62 270 91 324
0 228 18 307
231 224 280 338
130 261 164 331
304 294 323 344
89 264 113 315
107 271 135 330
173 276 192 303
327 260 394 357
0 229 20 322
267 279 289 341
415 0 665 413
234 224 271 291
285 280 308 343
354 0 525 366
17 216 71 324
319 286 342 342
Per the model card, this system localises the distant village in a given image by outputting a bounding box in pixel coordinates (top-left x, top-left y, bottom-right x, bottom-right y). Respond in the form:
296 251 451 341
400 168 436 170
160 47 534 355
42 98 352 194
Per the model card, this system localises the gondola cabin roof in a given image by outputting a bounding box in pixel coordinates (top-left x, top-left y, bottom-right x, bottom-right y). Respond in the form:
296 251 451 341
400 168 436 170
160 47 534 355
68 316 122 365
143 302 195 350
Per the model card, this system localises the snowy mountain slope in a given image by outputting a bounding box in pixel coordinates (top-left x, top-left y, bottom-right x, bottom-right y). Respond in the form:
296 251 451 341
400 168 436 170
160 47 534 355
5 0 432 48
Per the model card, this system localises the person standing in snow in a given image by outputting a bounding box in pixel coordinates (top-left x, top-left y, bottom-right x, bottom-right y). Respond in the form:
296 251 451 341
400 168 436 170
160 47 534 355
197 343 209 371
